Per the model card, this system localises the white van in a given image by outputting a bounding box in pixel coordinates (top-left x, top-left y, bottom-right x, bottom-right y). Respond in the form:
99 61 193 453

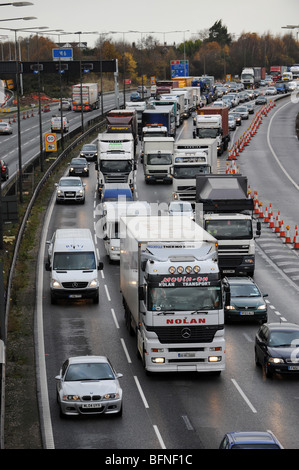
45 228 103 304
51 115 69 133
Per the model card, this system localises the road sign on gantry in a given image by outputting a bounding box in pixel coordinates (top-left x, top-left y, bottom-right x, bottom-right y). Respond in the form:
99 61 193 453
52 48 73 61
170 60 189 78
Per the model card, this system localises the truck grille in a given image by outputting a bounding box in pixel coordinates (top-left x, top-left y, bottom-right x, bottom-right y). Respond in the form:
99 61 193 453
148 170 168 174
218 245 250 254
146 325 224 344
104 174 129 183
218 257 243 267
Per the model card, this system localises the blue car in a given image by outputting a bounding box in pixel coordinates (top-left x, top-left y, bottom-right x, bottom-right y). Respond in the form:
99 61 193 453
130 92 141 102
219 431 282 449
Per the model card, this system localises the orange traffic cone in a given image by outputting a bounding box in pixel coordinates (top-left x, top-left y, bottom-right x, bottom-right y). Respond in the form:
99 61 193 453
263 207 269 223
279 220 286 238
284 226 291 243
293 233 299 250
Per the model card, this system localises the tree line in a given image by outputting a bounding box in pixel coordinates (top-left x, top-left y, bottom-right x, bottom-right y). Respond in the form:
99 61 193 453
1 20 299 96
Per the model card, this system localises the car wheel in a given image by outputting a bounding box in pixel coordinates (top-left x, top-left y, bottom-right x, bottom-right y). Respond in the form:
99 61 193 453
51 294 57 305
254 348 260 366
117 404 123 417
93 294 99 304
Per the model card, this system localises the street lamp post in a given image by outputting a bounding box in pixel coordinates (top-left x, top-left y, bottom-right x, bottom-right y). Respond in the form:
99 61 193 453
0 24 52 203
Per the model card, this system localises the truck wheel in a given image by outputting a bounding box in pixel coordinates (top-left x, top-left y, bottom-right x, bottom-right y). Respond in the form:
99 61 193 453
125 309 134 336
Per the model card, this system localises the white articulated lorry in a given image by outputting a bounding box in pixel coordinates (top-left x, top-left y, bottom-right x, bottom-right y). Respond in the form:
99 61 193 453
72 83 99 112
96 133 136 198
171 138 218 202
120 215 225 374
101 201 151 262
143 136 174 184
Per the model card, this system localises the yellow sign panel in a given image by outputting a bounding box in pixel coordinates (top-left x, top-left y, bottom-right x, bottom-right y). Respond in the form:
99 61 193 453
45 132 57 152
150 76 156 85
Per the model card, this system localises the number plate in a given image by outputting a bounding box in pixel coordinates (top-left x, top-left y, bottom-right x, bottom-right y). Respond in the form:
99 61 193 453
82 403 103 409
223 270 235 273
240 311 254 315
288 365 299 371
69 294 82 298
178 353 195 358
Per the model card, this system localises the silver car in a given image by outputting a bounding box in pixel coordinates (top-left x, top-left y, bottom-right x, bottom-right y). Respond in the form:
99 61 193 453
234 106 249 119
0 121 12 135
56 356 123 417
55 176 85 204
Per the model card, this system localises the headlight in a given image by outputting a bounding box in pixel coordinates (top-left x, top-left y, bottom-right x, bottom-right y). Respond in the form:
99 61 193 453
52 280 61 288
78 189 84 195
89 278 98 288
268 357 284 364
70 167 74 172
103 393 120 399
225 305 236 310
63 395 80 401
257 304 266 310
57 189 62 195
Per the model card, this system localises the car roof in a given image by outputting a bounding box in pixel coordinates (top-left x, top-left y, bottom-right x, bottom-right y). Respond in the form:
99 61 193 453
67 356 109 364
229 431 278 444
225 276 255 286
265 322 299 332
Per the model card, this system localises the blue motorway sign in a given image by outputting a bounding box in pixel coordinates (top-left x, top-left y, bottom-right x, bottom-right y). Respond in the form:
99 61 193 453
170 60 189 78
52 48 73 61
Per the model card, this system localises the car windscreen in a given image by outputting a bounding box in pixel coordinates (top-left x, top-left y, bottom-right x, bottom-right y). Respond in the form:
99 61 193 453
53 251 96 270
65 362 114 381
59 179 82 186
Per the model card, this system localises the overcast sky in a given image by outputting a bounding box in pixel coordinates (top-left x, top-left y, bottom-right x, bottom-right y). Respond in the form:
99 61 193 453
1 0 299 46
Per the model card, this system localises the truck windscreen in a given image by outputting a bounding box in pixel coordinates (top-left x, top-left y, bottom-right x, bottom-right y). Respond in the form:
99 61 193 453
100 160 132 173
147 153 172 165
197 128 219 138
173 165 210 178
53 252 96 270
148 285 222 311
205 219 253 240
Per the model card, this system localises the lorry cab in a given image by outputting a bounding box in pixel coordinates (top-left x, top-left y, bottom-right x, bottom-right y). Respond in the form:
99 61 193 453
45 228 103 304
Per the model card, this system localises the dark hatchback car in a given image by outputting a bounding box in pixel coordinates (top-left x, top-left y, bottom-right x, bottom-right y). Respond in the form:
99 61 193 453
68 157 89 177
219 431 282 449
223 277 268 323
255 323 299 378
229 111 242 126
0 159 9 181
80 143 97 162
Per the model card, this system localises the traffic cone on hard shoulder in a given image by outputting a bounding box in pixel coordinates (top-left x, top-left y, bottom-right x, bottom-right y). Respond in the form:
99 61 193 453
263 206 269 223
268 203 273 218
274 214 281 233
293 232 299 249
13 114 16 122
268 213 275 228
279 220 286 238
258 202 264 218
293 226 298 243
284 225 292 243
254 200 260 214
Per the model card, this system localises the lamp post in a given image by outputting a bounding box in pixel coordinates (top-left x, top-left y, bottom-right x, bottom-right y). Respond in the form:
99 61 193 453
73 31 97 132
0 24 51 203
108 31 131 107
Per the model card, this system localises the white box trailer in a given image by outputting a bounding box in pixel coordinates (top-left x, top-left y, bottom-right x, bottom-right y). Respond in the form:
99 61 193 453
72 83 99 111
120 215 225 374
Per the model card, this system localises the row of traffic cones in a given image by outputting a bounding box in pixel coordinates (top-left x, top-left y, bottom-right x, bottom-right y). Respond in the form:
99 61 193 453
248 187 299 250
227 100 276 160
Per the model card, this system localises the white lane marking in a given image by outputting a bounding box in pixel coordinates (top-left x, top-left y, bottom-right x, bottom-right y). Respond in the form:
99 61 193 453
134 375 149 408
231 378 257 413
104 284 111 301
267 99 299 191
120 338 131 363
182 414 194 431
153 424 167 449
111 308 119 329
